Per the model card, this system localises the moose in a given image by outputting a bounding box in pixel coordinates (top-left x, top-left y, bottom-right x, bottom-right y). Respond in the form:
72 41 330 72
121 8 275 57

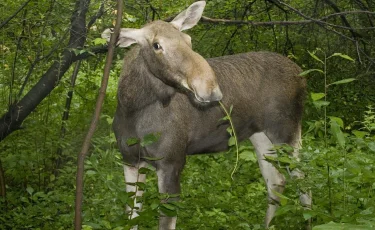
102 1 311 229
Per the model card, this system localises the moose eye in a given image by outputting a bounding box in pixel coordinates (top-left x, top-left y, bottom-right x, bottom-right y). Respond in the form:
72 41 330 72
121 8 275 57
153 42 162 50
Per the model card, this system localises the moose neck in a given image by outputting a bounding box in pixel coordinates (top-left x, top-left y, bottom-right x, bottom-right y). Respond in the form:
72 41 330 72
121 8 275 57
117 46 176 113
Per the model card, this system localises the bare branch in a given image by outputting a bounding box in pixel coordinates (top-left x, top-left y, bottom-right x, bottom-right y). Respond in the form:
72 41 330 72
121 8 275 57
74 0 124 228
87 1 105 29
0 0 32 29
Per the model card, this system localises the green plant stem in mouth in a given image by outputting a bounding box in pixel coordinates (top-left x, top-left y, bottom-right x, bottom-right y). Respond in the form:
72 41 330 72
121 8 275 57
219 101 239 180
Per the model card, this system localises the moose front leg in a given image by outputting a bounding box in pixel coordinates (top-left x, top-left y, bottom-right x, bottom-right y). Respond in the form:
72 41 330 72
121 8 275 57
250 132 286 228
156 163 184 230
123 162 147 229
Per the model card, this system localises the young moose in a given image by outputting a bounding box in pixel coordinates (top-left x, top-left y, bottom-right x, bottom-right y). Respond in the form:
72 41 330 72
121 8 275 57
102 1 311 229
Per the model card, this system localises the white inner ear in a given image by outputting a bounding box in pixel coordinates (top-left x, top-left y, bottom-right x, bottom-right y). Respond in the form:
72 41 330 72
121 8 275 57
101 28 145 47
170 1 206 31
117 28 145 47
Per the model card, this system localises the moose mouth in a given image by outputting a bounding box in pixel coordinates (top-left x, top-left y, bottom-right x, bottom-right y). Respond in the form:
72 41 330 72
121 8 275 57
180 79 223 104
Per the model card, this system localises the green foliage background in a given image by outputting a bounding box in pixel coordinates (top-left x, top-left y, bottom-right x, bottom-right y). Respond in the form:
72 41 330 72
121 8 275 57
1 0 374 229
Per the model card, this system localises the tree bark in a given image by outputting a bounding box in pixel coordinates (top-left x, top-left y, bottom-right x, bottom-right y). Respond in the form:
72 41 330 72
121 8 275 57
0 0 91 142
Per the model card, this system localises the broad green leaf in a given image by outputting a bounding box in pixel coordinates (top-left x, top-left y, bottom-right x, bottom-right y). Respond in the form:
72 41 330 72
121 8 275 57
264 155 277 162
93 38 107 45
311 92 325 101
328 116 344 128
220 116 229 121
228 136 235 146
100 220 111 229
313 221 373 230
313 101 330 109
330 119 345 148
329 53 355 62
303 210 317 220
83 224 96 230
368 142 375 152
126 137 139 146
138 167 153 174
160 205 177 217
271 190 289 206
352 130 368 138
26 186 34 195
226 127 233 135
141 133 161 147
274 205 295 217
86 170 97 175
299 69 324 76
239 150 257 162
135 182 146 190
161 203 176 210
328 78 356 86
277 156 292 164
308 51 324 64
150 202 159 210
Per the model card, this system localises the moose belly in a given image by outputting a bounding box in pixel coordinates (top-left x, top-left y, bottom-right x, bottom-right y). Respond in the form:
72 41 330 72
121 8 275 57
186 117 258 155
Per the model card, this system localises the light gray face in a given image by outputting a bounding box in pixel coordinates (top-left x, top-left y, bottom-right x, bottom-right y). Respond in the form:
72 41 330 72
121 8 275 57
102 1 222 103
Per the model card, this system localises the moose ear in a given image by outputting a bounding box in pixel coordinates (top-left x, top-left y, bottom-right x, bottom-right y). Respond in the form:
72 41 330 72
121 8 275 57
101 28 145 47
170 1 206 31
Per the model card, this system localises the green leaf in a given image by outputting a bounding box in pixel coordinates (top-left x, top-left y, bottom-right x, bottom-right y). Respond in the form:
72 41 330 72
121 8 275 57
274 205 295 217
239 150 257 162
226 127 233 135
278 156 292 164
86 170 97 175
150 202 159 210
228 136 235 146
26 186 34 195
93 38 107 45
328 116 344 128
308 51 324 64
330 119 345 148
141 133 161 147
313 101 330 109
328 78 356 86
220 116 229 121
368 142 375 152
161 203 176 210
313 221 373 230
135 182 146 190
299 69 324 76
329 53 355 62
352 130 368 138
311 92 325 101
160 205 177 217
303 210 317 220
138 167 153 174
271 190 290 206
126 137 139 146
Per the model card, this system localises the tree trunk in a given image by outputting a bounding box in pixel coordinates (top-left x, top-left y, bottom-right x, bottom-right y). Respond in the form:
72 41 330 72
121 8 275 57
0 0 91 142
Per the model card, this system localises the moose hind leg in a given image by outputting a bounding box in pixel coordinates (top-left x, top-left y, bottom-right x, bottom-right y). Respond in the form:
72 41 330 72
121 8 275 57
250 132 286 228
123 162 147 227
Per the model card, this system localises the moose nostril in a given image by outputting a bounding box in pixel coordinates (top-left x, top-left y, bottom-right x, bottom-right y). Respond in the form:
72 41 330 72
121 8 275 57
210 87 223 101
